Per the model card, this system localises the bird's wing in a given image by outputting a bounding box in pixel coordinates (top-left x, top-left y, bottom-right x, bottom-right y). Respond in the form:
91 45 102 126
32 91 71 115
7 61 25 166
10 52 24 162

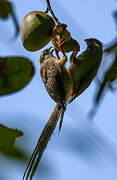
69 48 102 103
76 49 91 64
69 63 99 103
75 48 102 79
77 63 100 96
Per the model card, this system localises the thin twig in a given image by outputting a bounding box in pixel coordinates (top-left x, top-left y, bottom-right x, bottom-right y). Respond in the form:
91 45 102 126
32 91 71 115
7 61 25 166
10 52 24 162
45 0 60 24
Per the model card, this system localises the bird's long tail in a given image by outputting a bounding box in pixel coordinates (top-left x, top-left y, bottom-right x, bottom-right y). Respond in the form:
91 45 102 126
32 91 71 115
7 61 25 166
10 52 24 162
59 105 66 132
22 104 62 180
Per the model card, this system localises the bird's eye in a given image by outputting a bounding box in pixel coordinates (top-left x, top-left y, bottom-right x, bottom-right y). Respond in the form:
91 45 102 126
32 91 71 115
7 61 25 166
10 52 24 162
44 51 50 57
44 52 48 56
95 40 102 47
95 40 99 44
94 42 100 47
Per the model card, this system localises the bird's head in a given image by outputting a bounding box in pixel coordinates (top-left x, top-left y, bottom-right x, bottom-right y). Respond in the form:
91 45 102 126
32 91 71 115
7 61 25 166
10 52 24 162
39 47 54 63
84 38 103 49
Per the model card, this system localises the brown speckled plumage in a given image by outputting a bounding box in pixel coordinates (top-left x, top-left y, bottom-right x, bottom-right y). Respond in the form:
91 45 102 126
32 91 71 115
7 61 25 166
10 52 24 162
39 48 73 106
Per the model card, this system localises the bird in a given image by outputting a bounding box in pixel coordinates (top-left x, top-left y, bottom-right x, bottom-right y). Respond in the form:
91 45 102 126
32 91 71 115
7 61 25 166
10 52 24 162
68 38 103 103
22 48 73 179
39 47 73 131
51 23 80 59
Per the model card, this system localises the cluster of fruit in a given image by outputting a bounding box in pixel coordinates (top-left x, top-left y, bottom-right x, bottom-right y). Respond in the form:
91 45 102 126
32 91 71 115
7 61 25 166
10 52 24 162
20 11 80 58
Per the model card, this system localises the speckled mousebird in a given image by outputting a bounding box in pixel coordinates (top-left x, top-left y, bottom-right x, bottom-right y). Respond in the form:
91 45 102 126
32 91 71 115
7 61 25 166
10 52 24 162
68 38 103 103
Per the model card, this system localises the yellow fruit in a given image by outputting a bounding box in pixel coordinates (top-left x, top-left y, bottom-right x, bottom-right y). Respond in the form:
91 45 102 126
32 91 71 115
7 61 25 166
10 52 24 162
20 11 55 51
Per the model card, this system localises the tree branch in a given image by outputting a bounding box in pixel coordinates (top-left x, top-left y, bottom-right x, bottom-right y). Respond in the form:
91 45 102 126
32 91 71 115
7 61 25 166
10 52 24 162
45 0 60 25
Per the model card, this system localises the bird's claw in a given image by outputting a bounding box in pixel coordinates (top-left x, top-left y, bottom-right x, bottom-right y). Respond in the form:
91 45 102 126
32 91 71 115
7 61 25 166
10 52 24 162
56 38 66 56
55 49 60 59
71 44 80 57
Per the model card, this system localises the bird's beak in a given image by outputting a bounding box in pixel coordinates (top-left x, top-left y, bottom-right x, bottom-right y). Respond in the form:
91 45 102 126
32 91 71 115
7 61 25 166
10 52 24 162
47 47 54 54
84 39 90 43
48 47 52 51
51 49 54 54
84 39 92 46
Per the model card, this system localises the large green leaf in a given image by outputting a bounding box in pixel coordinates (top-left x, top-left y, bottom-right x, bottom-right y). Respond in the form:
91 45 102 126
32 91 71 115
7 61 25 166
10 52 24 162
0 0 19 38
0 56 35 96
0 124 25 158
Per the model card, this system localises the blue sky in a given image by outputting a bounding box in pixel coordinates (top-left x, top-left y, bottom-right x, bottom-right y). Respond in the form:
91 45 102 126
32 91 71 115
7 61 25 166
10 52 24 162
0 0 117 180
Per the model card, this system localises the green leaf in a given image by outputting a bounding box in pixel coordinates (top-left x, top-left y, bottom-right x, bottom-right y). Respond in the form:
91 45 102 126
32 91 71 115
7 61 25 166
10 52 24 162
0 124 25 158
0 0 12 19
0 0 19 38
0 56 35 96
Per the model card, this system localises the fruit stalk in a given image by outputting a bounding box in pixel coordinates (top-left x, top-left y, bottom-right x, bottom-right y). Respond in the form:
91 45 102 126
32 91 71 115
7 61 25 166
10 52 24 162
45 0 60 25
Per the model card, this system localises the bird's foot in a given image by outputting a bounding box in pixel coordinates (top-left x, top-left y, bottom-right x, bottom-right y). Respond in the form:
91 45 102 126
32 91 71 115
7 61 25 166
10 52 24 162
70 45 80 63
55 49 60 59
71 44 80 57
56 39 66 56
